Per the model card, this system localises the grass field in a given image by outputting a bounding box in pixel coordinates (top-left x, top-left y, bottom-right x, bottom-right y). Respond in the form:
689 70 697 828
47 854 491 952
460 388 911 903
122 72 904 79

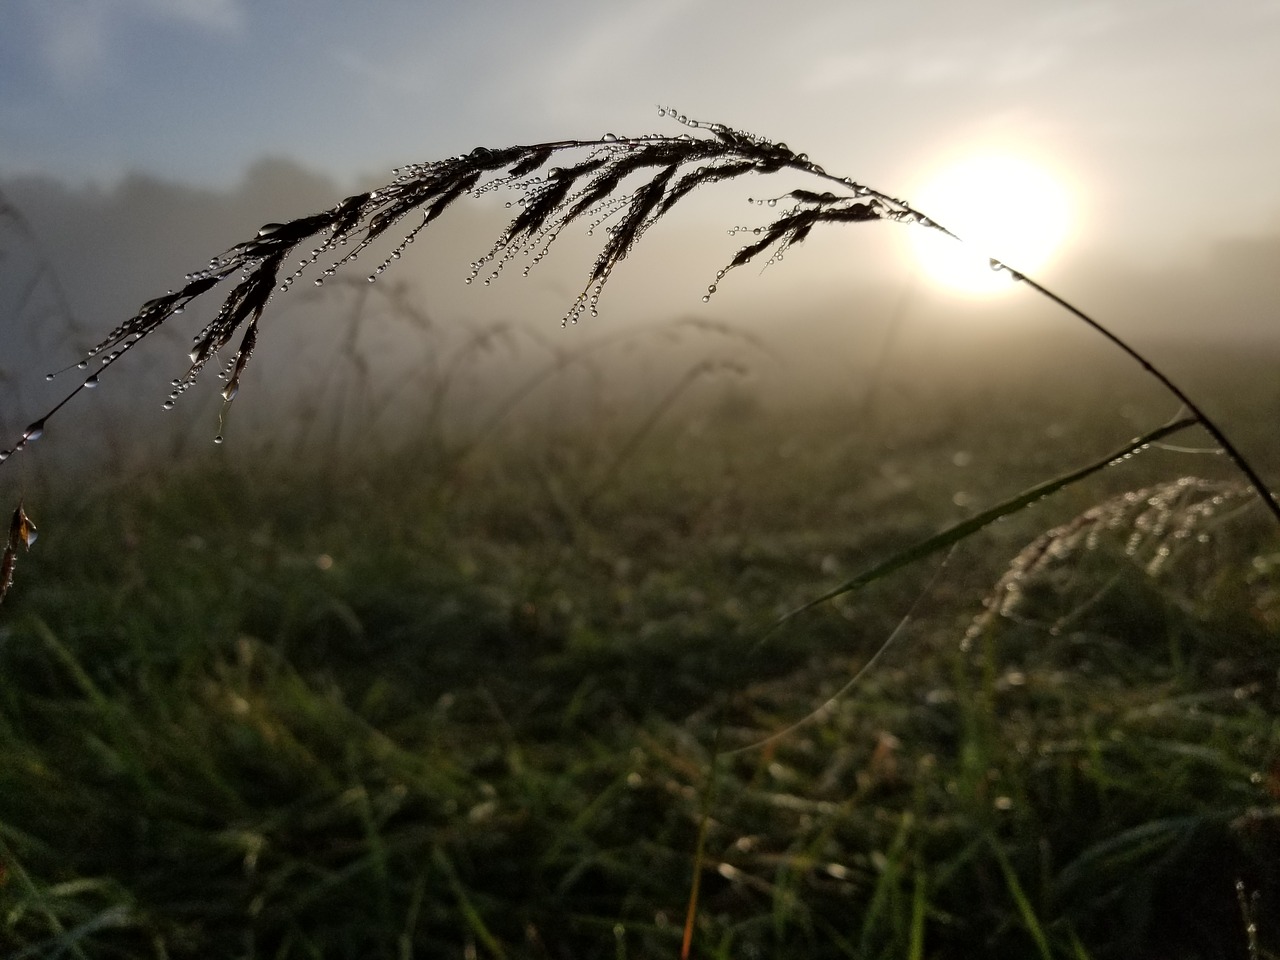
1 330 1277 959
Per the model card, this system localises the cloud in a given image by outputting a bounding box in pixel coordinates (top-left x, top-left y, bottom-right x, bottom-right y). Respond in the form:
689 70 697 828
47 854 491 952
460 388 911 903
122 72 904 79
538 0 704 118
37 3 110 87
30 0 245 89
129 0 245 33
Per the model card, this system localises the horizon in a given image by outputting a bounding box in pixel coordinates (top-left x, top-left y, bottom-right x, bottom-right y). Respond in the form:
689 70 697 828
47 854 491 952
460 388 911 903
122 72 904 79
3 1 1280 273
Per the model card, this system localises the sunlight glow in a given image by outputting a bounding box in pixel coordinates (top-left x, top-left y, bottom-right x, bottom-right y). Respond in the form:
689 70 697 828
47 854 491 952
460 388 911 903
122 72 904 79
907 153 1072 295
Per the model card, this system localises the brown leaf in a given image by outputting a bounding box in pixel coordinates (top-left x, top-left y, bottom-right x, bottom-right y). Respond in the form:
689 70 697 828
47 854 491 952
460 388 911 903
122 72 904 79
1 502 37 605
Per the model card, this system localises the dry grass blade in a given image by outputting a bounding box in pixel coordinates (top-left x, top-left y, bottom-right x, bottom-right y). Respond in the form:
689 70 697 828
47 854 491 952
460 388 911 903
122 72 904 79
1 501 36 605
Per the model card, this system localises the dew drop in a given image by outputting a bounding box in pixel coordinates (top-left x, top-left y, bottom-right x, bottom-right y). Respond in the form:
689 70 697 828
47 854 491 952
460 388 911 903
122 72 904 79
77 361 89 370
84 375 99 388
213 435 224 445
0 451 8 462
163 400 176 410
23 420 45 442
45 373 55 382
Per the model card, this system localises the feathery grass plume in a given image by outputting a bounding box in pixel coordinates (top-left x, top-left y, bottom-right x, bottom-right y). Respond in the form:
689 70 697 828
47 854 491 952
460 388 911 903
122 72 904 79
0 111 931 467
967 476 1258 641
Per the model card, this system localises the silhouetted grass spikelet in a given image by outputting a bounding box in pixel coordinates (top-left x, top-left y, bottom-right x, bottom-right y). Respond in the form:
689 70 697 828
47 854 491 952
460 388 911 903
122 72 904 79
5 111 933 459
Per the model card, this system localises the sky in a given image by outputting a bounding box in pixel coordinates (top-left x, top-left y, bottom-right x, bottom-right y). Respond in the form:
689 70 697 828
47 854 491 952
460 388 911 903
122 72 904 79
4 0 1280 272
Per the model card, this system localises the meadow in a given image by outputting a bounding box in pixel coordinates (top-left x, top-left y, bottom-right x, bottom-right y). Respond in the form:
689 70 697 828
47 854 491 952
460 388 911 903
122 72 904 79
1 321 1277 958
1 118 1278 958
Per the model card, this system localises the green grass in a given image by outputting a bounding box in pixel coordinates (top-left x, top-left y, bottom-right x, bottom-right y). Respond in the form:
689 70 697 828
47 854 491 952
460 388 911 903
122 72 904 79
1 343 1277 959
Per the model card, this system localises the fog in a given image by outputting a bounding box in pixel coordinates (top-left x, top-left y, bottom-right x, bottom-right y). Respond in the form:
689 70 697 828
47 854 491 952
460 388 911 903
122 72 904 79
1 157 1277 482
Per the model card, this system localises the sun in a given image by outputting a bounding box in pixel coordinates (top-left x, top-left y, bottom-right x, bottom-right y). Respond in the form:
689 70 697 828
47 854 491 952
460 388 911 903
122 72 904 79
906 153 1072 295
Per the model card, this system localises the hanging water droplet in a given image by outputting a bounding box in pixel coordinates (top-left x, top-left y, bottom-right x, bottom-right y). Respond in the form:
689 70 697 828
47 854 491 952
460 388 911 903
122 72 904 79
213 435 224 445
45 373 55 382
0 451 9 462
23 420 45 442
84 375 99 388
163 399 176 410
77 361 89 370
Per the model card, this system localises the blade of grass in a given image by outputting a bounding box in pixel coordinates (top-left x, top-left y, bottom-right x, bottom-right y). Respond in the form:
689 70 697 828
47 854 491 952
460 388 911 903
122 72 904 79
857 812 915 958
681 724 722 960
432 846 507 960
989 838 1053 960
764 416 1198 635
907 868 927 960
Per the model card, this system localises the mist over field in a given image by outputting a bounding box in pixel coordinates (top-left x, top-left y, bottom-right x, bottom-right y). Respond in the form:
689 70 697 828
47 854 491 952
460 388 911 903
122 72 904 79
1 148 1278 960
2 158 1277 483
3 2 1279 955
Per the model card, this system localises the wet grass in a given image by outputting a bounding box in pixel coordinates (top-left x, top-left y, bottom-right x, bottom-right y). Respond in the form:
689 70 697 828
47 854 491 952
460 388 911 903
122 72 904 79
1 345 1278 959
